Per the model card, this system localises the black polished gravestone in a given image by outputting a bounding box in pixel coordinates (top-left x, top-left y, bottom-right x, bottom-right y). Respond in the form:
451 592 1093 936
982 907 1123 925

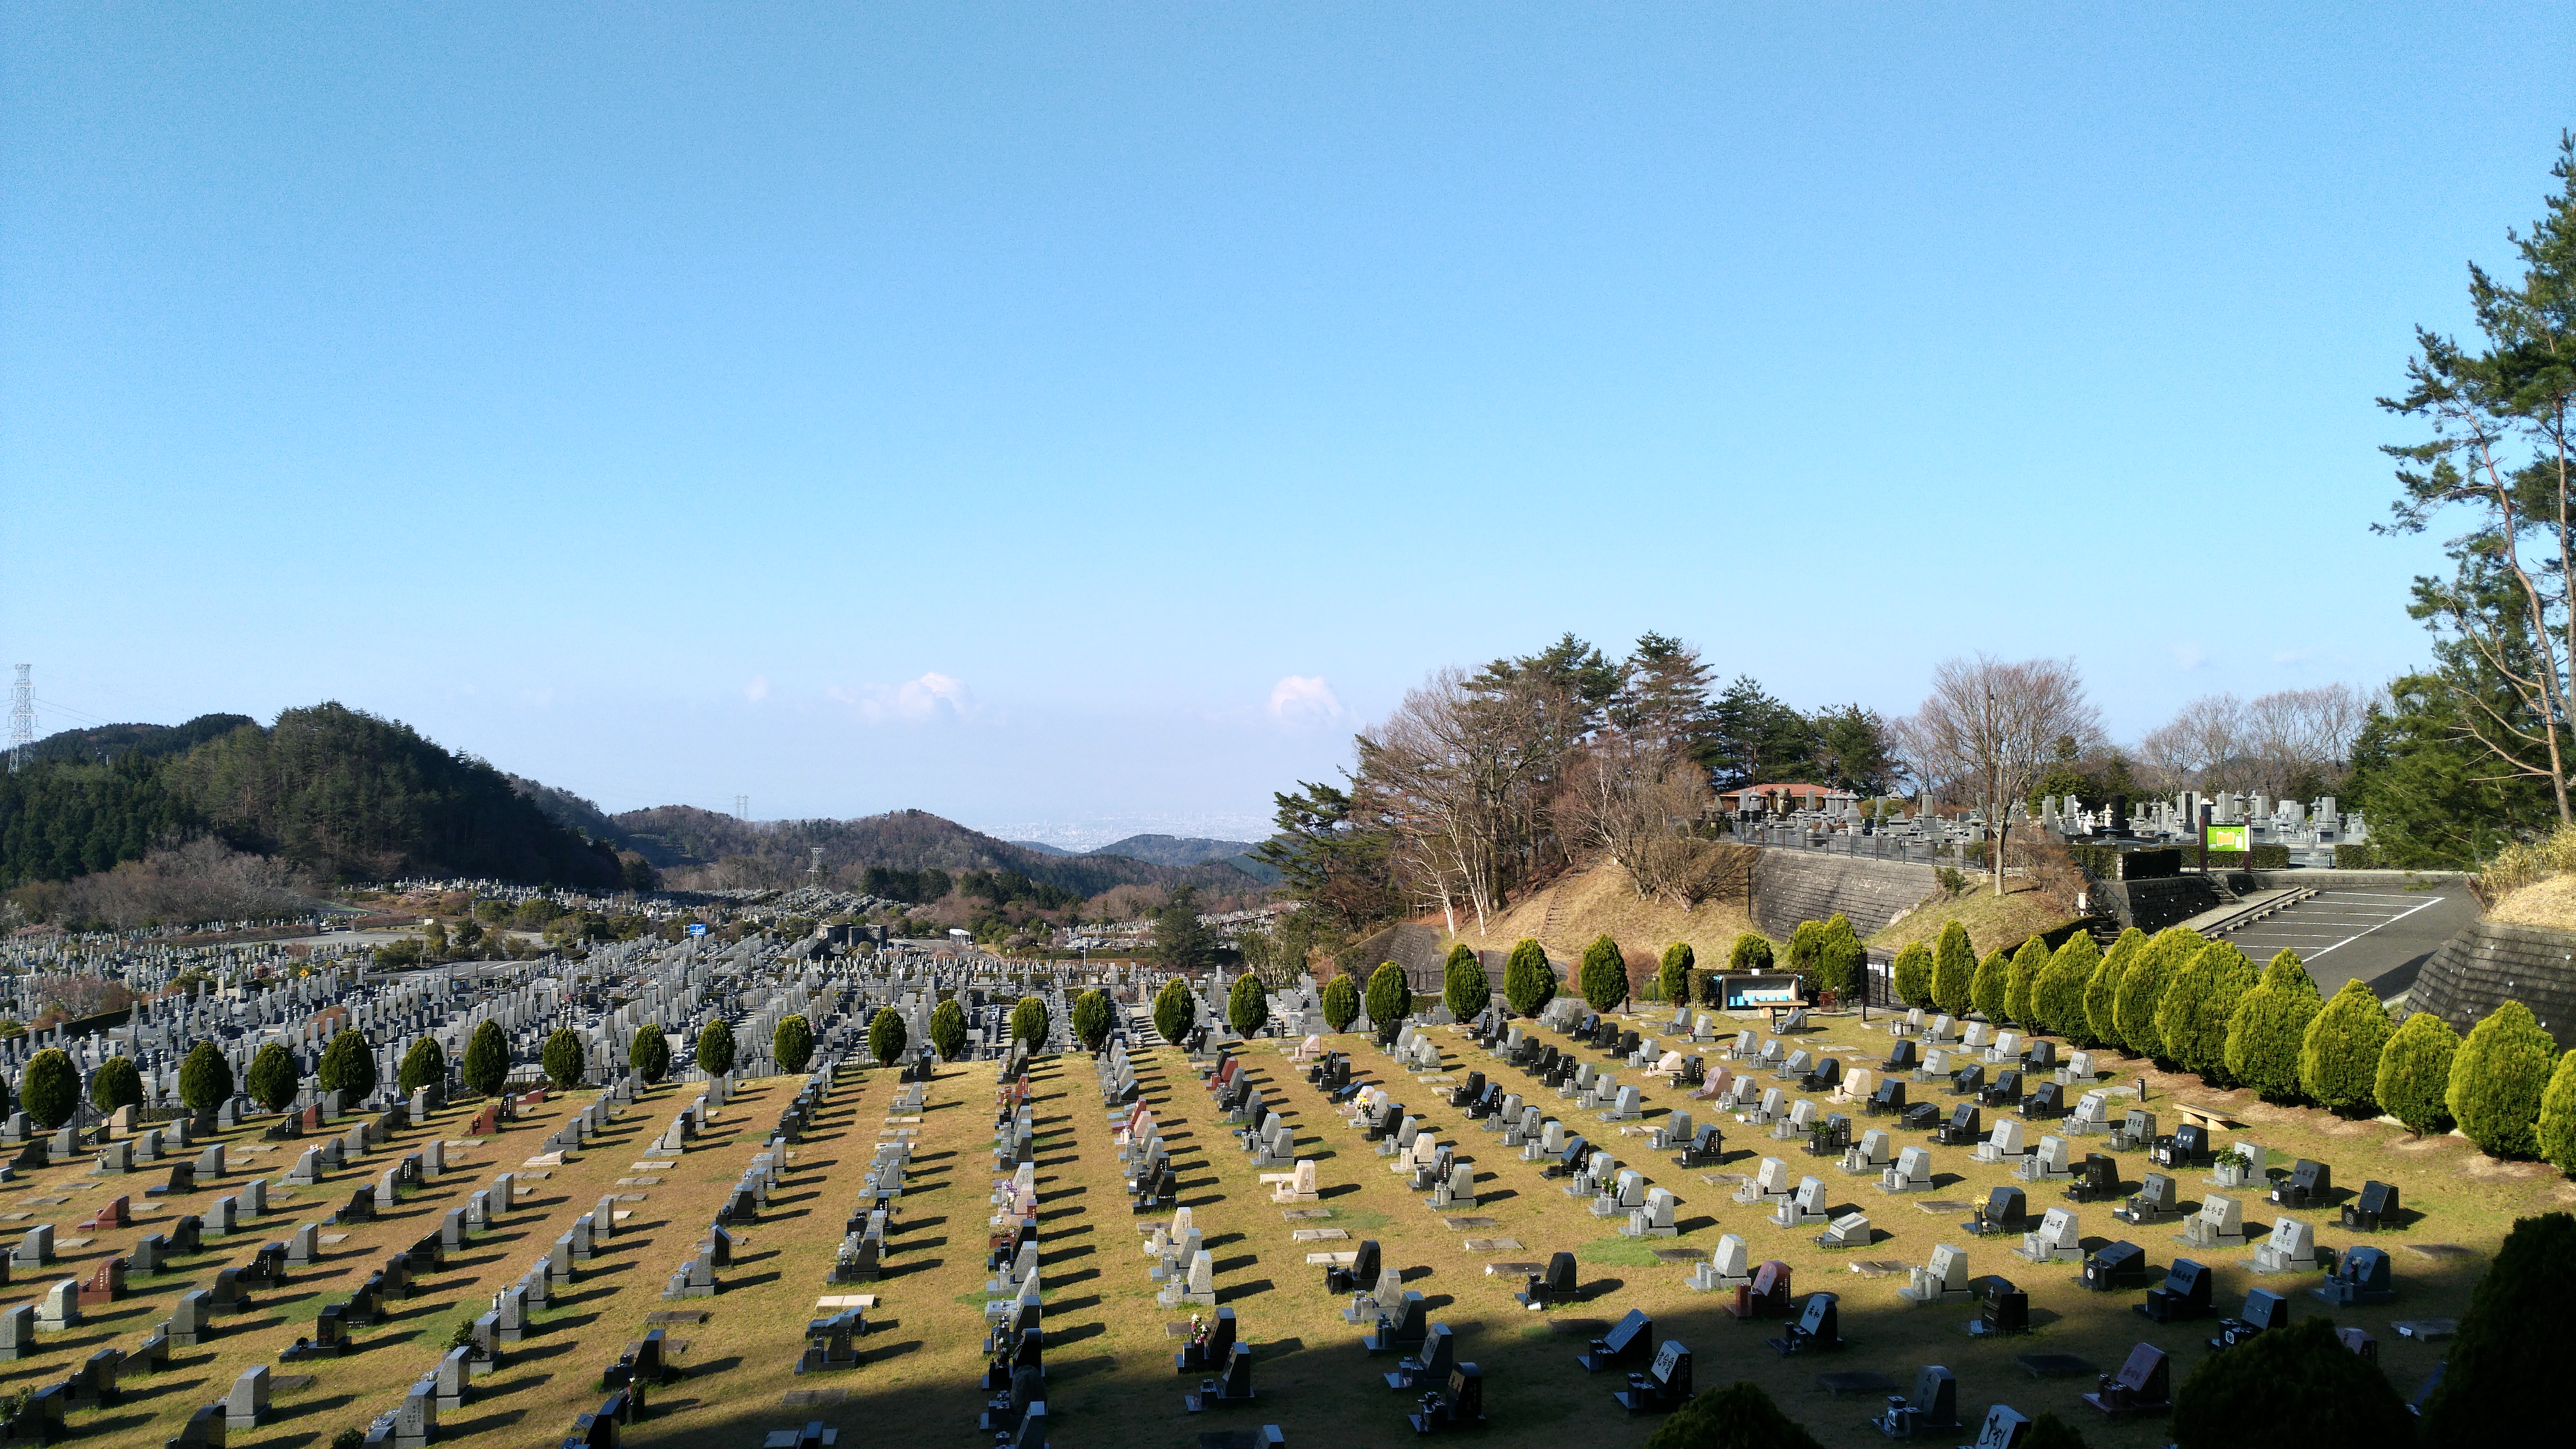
1182 1342 1255 1411
2341 1180 2398 1232
1869 1078 1907 1117
1871 1366 1962 1437
1965 1186 2027 1237
1613 1340 1694 1414
2137 1259 2213 1323
2208 1289 2289 1350
1576 1310 1652 1372
1177 1308 1236 1374
1324 1241 1380 1296
1384 1322 1455 1391
1407 1364 1484 1434
2271 1159 2331 1211
1968 1277 2030 1338
2081 1241 2150 1292
2083 1342 2173 1419
1362 1293 1427 1356
1765 1292 1842 1357
1517 1252 1579 1311
2066 1153 2120 1204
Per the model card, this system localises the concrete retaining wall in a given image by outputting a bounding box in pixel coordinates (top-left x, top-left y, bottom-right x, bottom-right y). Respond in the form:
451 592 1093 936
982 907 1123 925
1750 851 1938 941
2407 919 2576 1051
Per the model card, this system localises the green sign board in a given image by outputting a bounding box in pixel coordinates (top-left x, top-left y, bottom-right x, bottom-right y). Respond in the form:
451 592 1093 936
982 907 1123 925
2206 824 2250 852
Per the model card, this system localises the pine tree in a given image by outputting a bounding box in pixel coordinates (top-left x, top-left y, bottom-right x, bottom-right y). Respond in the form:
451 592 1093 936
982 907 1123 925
1816 916 1864 1001
1070 990 1114 1052
2174 1316 2414 1449
1320 974 1359 1033
2537 1051 2576 1174
2157 940 2255 1082
2003 935 2050 1028
2447 999 2559 1158
868 1007 908 1067
90 1055 143 1113
541 1027 585 1090
1641 1380 1825 1449
20 1050 77 1129
2419 1211 2576 1445
1011 995 1050 1048
1503 938 1557 1017
1579 936 1629 1012
462 1020 509 1098
2115 928 2198 1062
2035 933 2100 1043
1970 948 2010 1023
2225 950 2321 1100
2085 928 2143 1048
1786 920 1826 977
2376 1009 2461 1136
1366 961 1415 1039
1658 942 1694 1008
1441 943 1488 1022
1931 921 1976 1018
628 1028 670 1085
397 1037 446 1096
773 1013 815 1074
928 999 969 1060
1154 978 1196 1045
696 1019 736 1077
1889 940 1934 1010
247 1040 299 1112
1231 972 1271 1035
320 1028 378 1101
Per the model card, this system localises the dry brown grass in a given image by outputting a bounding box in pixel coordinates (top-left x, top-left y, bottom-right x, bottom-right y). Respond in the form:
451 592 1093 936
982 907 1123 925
2485 871 2576 930
1866 879 2077 959
19 999 2551 1449
1445 856 1767 962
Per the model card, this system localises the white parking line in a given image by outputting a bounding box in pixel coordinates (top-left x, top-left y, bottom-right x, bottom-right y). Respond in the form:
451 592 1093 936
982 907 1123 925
2304 894 2448 960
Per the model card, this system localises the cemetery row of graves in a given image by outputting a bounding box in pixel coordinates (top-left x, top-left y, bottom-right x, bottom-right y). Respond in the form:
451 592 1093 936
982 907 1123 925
0 893 2563 1447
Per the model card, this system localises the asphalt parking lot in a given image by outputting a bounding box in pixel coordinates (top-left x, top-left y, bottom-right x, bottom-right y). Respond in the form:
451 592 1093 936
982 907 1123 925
2222 885 2480 998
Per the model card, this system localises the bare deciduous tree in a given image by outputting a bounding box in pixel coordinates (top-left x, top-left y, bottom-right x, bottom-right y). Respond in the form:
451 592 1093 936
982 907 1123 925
2134 684 2376 799
1356 666 1580 936
1557 730 1730 908
1897 655 2101 896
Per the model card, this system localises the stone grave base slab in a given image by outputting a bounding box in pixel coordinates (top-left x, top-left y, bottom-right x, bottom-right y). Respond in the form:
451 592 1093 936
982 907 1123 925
1440 1215 1499 1230
1462 1237 1523 1253
2392 1319 2457 1341
2016 1354 2097 1378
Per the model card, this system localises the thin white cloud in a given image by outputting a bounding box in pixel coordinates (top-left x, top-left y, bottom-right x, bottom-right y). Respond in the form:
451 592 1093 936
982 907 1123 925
2171 644 2208 671
829 672 975 724
745 674 771 703
1268 674 1342 722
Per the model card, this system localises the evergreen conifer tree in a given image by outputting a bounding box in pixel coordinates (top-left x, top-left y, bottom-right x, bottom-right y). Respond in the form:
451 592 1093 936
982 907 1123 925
541 1027 585 1090
1366 961 1414 1039
1930 921 1976 1018
1504 938 1557 1016
772 1013 815 1074
2376 1009 2462 1136
1321 974 1359 1033
696 1019 736 1077
928 999 969 1060
628 1028 670 1085
462 1020 509 1097
2301 979 2393 1113
2003 935 2050 1028
2084 928 2143 1047
868 1007 907 1066
1011 995 1050 1048
1070 990 1114 1052
2447 999 2558 1158
1890 940 1934 1011
1658 942 1694 1008
2537 1051 2576 1173
1970 948 2010 1022
248 1041 299 1112
1579 935 1629 1012
397 1037 445 1096
1441 944 1488 1022
2034 933 2099 1042
2225 950 2321 1100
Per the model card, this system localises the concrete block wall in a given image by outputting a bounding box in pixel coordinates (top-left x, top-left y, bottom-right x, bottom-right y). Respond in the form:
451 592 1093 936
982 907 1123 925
2407 919 2576 1051
1749 851 1938 941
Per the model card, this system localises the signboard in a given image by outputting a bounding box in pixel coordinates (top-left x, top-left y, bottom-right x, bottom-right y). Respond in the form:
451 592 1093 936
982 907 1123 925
686 923 708 937
2205 824 2250 853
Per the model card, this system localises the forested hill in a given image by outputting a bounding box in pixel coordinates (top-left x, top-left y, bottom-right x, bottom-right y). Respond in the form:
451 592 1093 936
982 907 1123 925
24 714 256 767
601 804 1266 896
1089 833 1281 885
0 703 623 889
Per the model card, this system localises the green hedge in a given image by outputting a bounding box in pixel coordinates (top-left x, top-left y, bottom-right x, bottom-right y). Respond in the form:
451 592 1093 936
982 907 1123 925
2335 843 2382 869
2200 845 2293 869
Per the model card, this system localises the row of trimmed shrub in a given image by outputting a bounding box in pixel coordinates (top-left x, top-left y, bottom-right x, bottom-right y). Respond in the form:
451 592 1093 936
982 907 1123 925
1886 920 2576 1171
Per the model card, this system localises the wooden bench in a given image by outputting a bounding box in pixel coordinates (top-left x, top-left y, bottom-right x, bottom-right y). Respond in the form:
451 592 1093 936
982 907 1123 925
2173 1102 2239 1133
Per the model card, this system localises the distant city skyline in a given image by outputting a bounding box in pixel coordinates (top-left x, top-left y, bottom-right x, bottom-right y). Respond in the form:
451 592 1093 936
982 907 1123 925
8 6 2570 828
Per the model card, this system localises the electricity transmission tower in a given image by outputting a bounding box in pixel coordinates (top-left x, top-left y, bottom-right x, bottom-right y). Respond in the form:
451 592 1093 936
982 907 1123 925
8 666 31 773
736 794 750 821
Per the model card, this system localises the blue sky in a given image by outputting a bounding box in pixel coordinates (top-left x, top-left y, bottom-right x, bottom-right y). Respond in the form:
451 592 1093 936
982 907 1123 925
5 5 2570 844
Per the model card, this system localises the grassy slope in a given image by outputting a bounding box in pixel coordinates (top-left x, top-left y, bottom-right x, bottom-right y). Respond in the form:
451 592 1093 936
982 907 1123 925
1441 857 1766 962
1865 877 2077 957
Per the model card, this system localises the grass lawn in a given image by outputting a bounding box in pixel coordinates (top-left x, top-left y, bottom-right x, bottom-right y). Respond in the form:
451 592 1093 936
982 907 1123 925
13 1003 2560 1449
